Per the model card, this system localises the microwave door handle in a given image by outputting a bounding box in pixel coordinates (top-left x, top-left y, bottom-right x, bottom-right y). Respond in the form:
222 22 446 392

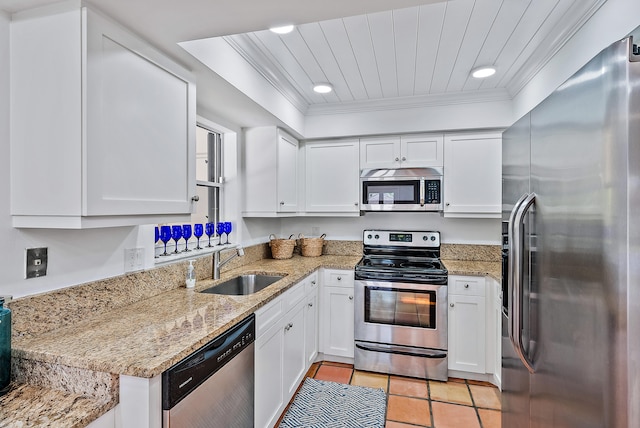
512 192 536 374
420 178 425 206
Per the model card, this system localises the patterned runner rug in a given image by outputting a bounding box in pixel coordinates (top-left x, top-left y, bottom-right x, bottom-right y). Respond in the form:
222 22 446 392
279 378 387 428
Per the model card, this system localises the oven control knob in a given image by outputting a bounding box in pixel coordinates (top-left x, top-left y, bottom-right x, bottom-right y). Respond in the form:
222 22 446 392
367 234 372 239
430 236 436 241
423 236 428 241
374 234 379 239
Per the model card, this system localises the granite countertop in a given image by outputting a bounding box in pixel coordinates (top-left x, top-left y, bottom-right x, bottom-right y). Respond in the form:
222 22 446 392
12 255 360 379
2 250 500 427
442 259 502 282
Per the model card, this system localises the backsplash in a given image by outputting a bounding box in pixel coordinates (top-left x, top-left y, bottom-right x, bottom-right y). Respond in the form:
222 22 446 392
441 244 501 261
8 240 494 339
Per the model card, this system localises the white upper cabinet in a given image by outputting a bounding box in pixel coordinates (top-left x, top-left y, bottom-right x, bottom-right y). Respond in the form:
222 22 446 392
303 140 359 214
10 6 196 228
360 134 443 169
443 133 502 218
244 127 299 217
399 134 444 168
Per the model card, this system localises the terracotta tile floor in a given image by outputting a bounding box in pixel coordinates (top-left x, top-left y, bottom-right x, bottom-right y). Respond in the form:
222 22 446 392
279 361 502 428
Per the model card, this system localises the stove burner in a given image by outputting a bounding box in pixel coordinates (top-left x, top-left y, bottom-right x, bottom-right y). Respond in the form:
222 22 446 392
399 260 440 270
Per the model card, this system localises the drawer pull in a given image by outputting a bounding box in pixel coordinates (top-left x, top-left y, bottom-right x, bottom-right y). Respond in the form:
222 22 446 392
348 295 354 300
464 284 469 288
450 303 455 307
337 276 342 281
308 303 313 307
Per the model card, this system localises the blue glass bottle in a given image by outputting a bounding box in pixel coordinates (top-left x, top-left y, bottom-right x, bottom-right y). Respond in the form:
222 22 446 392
0 296 10 394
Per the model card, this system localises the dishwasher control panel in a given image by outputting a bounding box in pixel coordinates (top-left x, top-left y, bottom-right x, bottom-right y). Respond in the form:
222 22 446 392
162 314 256 410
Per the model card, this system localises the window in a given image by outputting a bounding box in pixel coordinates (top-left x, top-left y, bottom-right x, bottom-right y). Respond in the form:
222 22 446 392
194 125 223 226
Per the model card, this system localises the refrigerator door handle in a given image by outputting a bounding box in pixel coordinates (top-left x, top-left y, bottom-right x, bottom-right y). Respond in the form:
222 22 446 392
507 193 528 342
511 192 536 374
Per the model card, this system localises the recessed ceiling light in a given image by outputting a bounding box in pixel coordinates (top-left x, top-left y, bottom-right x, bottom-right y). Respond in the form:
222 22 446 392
312 83 333 94
471 66 497 79
269 25 295 34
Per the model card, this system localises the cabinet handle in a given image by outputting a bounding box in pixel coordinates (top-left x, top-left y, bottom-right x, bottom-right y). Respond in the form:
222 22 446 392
280 201 285 205
337 276 342 281
308 303 313 307
446 202 450 206
354 202 359 206
311 280 316 285
395 157 400 161
402 156 406 161
191 195 200 202
464 284 469 288
284 322 293 331
450 303 455 307
348 295 353 300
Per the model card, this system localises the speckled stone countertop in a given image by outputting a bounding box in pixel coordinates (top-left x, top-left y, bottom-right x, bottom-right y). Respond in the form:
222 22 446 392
12 255 360 379
1 252 358 427
1 240 500 427
442 259 502 282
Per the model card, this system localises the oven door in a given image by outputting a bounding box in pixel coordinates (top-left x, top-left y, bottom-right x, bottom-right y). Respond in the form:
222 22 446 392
354 279 447 350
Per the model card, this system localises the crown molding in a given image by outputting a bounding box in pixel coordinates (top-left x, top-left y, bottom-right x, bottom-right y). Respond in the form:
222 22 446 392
505 0 607 97
223 34 309 114
305 88 512 116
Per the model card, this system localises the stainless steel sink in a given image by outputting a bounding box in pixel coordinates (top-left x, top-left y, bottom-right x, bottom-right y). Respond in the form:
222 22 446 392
201 274 285 295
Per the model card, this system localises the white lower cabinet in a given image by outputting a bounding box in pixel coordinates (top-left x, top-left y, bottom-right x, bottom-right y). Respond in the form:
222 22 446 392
255 273 318 428
304 272 319 366
320 269 355 359
448 275 487 373
283 302 306 399
255 313 285 428
448 274 502 386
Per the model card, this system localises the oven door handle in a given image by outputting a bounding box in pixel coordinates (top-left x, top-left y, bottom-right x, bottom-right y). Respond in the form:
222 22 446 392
355 343 447 359
419 178 425 206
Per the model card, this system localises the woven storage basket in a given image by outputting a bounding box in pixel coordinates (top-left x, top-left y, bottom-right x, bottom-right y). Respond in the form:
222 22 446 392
298 233 326 257
269 234 296 259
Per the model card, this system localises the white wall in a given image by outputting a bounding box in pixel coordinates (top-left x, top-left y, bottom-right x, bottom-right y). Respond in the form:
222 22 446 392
279 214 500 245
303 95 514 139
512 0 640 120
0 13 152 299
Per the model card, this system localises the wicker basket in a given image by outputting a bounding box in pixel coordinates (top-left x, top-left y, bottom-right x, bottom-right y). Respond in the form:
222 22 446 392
298 233 326 257
269 234 296 259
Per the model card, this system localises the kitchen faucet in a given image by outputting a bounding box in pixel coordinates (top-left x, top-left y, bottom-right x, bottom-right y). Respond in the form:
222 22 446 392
213 247 244 279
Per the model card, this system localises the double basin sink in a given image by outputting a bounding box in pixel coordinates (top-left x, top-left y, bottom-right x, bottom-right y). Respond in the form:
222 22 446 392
201 274 285 296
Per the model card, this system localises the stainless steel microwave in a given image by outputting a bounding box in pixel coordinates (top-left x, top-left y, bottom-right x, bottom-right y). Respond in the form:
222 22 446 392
360 167 443 212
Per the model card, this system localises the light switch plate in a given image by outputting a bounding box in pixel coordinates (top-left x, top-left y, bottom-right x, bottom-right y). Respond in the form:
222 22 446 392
25 247 48 279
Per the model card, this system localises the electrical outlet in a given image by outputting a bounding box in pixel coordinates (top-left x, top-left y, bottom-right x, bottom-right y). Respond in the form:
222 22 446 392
124 248 145 273
25 247 48 279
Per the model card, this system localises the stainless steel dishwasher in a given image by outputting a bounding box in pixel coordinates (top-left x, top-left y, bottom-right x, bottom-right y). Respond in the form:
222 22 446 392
162 314 255 428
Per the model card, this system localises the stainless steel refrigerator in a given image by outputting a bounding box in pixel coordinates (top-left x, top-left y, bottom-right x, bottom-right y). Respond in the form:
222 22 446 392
502 32 640 428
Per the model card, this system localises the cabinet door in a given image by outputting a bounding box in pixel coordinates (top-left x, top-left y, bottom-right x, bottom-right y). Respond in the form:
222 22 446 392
321 286 355 358
305 140 359 212
85 8 196 216
255 320 285 428
277 131 299 212
360 137 401 169
448 293 486 373
443 133 502 218
283 303 306 401
305 290 319 366
400 134 444 167
492 279 502 385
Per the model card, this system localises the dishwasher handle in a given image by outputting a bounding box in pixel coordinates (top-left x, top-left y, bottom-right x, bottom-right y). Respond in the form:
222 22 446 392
162 314 255 410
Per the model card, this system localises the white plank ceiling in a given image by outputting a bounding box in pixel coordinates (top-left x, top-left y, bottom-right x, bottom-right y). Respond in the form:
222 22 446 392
212 0 606 114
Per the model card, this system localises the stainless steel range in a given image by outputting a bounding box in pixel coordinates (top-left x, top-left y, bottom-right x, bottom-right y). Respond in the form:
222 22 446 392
354 230 448 381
